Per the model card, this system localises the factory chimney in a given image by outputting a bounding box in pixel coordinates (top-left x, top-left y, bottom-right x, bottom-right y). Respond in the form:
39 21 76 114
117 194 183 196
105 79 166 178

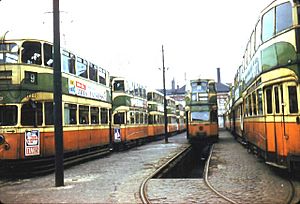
217 68 221 83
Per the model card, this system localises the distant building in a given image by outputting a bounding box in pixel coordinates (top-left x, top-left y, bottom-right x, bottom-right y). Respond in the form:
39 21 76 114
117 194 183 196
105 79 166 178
215 68 230 129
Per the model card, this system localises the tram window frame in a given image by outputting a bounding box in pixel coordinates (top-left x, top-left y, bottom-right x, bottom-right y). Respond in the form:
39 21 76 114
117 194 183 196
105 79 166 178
21 41 42 65
148 115 153 124
64 103 77 125
44 43 53 67
45 102 54 125
140 113 144 124
257 89 263 115
0 43 18 64
79 105 89 124
98 68 106 85
249 96 253 116
135 112 140 124
62 50 76 75
262 7 275 42
91 107 99 124
21 101 43 126
276 2 292 34
89 63 98 82
100 108 108 124
76 57 88 79
255 20 261 50
0 105 17 126
288 86 299 113
245 98 249 117
145 113 148 124
129 112 135 124
113 80 125 92
252 92 257 115
114 112 125 125
274 86 280 114
266 88 273 114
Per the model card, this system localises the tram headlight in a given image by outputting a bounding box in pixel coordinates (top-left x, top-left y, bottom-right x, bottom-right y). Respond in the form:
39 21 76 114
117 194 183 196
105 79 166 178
0 135 5 145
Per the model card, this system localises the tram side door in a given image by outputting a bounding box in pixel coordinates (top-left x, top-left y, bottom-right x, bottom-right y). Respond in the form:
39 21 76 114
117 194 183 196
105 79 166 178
284 82 300 157
264 85 286 164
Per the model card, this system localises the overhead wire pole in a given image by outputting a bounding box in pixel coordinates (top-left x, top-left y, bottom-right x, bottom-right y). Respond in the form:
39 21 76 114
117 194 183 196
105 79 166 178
162 45 168 143
53 0 64 187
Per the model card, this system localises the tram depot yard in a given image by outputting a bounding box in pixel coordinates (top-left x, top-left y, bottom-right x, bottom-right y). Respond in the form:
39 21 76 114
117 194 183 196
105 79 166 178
1 131 300 203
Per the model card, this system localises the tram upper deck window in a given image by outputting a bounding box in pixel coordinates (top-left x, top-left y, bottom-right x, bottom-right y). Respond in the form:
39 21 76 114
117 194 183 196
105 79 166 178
62 50 75 74
44 43 53 67
99 68 106 85
0 43 18 64
21 101 43 126
262 2 292 42
114 80 125 91
276 2 292 33
191 81 207 93
89 63 98 82
0 106 17 126
76 57 88 78
21 41 42 65
147 92 153 101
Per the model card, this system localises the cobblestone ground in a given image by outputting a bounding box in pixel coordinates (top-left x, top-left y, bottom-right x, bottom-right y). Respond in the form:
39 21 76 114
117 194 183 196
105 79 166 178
0 133 189 203
147 179 228 203
208 131 300 204
1 131 299 203
144 131 300 203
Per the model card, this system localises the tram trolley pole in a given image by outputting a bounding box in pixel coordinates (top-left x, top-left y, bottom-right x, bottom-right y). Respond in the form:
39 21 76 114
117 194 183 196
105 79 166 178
53 0 64 187
162 45 168 143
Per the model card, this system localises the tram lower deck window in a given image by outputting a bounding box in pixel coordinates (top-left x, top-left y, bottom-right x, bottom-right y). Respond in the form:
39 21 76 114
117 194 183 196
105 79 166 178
288 86 298 113
0 105 17 126
21 101 43 126
64 104 77 125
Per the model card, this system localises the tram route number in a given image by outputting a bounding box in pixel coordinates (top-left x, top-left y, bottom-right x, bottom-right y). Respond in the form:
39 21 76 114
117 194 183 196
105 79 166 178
25 130 40 156
25 71 38 84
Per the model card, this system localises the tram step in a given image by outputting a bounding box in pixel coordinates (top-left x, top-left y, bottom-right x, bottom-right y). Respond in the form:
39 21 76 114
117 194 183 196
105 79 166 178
265 162 287 169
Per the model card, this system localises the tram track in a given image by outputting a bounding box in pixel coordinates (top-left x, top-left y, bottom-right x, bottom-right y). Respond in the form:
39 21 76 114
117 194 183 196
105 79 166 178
139 145 192 204
139 144 239 204
203 144 237 204
0 147 110 178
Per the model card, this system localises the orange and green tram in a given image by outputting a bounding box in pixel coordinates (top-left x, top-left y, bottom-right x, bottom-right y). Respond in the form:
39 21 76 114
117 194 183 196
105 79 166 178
0 38 111 174
185 79 218 144
229 0 300 171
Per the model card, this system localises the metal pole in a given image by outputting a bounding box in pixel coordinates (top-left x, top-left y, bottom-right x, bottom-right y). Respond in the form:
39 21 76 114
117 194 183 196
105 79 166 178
53 0 64 187
162 45 168 143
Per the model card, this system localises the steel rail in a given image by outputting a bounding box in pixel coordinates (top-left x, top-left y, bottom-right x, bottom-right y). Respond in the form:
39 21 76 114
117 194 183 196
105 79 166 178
139 145 192 204
204 144 237 204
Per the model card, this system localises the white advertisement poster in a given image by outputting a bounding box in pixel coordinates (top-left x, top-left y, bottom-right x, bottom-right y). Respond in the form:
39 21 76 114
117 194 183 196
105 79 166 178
25 130 40 156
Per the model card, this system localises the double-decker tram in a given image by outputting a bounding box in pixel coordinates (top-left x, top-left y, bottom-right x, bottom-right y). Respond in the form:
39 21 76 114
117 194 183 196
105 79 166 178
166 97 178 134
229 0 300 171
0 38 112 175
111 77 148 149
147 90 165 138
185 79 218 144
176 102 186 133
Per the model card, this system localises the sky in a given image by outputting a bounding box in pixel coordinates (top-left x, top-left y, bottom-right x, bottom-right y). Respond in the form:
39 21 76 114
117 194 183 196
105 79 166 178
0 0 272 89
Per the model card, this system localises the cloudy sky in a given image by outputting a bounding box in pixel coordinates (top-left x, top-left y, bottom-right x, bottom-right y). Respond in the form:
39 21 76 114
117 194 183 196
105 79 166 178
0 0 271 89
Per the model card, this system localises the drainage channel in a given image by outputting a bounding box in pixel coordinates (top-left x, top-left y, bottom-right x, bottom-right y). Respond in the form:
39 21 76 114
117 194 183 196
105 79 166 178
153 144 211 179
